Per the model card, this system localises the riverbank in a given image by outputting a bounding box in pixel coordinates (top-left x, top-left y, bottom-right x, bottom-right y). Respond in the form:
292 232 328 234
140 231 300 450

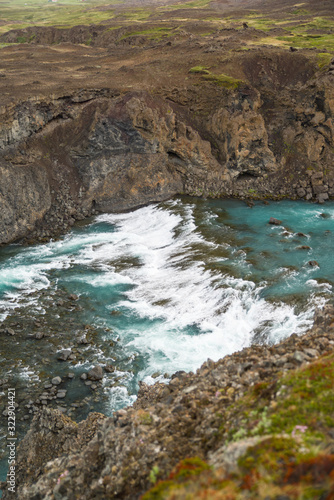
2 304 334 499
2 196 332 471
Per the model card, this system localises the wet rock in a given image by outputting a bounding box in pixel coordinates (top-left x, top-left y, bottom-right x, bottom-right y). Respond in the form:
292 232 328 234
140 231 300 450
67 373 75 379
87 365 104 381
110 310 121 316
78 334 88 345
269 217 282 225
104 364 115 373
308 260 319 267
56 391 67 399
68 294 78 301
35 332 45 340
80 373 88 381
57 349 72 361
51 376 62 386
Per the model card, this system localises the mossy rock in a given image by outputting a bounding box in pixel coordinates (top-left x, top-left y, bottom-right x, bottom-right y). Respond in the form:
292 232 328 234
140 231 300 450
141 457 211 499
189 66 210 74
202 73 243 89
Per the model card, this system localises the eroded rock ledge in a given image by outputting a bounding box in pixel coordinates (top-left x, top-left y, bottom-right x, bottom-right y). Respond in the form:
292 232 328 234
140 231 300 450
3 305 334 499
1 58 334 245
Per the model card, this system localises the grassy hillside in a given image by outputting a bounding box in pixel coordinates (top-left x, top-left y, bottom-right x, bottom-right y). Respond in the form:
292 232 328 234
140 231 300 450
1 0 333 55
143 351 334 499
0 0 120 34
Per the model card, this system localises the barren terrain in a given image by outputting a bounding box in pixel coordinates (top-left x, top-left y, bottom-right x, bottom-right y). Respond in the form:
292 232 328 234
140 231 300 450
0 0 333 107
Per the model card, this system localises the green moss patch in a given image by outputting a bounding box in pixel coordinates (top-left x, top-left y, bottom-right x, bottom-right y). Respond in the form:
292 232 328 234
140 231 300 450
119 27 173 41
163 0 211 11
170 457 211 480
202 73 243 89
317 52 333 68
142 354 334 499
226 353 334 445
277 33 334 52
189 65 210 74
141 457 211 499
114 9 152 22
268 354 334 437
237 437 334 498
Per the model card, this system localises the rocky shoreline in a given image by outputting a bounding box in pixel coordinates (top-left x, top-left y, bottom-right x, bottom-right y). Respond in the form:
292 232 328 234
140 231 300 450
0 285 132 454
2 304 334 499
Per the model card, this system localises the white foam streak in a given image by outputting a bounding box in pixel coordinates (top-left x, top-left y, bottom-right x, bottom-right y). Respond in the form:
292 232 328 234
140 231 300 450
104 386 137 412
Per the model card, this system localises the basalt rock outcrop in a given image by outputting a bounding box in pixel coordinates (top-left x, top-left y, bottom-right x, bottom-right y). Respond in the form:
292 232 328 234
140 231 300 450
0 90 229 244
1 57 334 246
4 305 334 499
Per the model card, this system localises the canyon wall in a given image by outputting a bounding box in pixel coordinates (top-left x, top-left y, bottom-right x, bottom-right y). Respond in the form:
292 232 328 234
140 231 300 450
0 57 334 245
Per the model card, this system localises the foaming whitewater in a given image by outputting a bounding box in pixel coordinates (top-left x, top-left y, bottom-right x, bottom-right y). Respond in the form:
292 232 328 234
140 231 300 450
0 197 333 400
65 199 330 380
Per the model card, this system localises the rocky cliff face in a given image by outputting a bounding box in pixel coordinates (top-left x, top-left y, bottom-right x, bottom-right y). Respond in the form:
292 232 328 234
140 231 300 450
1 54 334 245
0 90 229 245
4 305 334 499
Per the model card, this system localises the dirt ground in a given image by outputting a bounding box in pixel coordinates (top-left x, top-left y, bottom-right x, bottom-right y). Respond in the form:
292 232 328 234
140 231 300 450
0 0 333 109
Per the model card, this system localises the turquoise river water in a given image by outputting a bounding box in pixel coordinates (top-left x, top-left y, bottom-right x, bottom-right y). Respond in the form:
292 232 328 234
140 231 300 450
0 196 333 489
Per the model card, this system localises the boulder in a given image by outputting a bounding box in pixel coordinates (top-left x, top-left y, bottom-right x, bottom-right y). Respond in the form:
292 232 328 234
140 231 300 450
56 391 67 399
269 217 282 225
87 365 104 381
297 187 306 198
51 376 62 386
317 192 329 204
57 349 72 361
104 364 115 373
68 294 78 301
